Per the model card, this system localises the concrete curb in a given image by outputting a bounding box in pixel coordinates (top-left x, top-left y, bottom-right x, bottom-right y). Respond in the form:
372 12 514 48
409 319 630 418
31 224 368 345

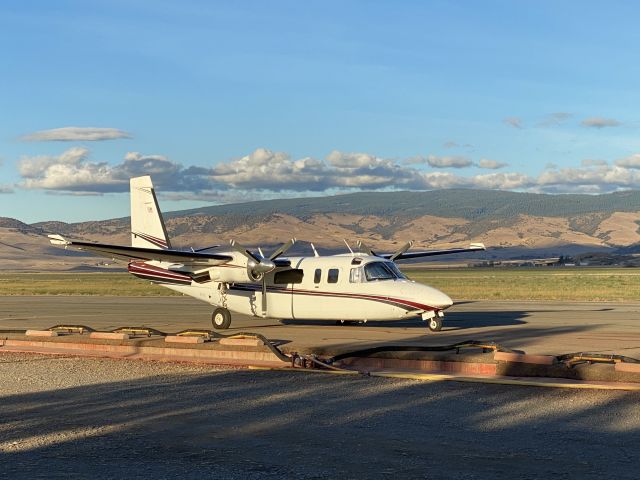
615 362 640 373
165 336 205 344
26 330 58 337
494 351 555 365
89 332 130 341
337 357 498 375
0 338 288 368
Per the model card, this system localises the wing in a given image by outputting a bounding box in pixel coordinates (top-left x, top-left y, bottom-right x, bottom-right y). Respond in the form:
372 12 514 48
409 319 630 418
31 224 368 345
384 243 486 261
48 235 233 266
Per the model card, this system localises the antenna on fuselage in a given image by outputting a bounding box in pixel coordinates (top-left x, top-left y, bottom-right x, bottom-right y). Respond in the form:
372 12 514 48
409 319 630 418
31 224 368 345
343 239 354 256
310 243 319 257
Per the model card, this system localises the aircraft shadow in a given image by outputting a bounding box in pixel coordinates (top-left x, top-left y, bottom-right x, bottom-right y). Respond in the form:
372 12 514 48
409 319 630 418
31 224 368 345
444 310 528 329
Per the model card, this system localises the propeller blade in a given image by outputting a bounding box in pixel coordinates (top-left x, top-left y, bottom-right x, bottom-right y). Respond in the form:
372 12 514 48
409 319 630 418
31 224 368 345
261 277 267 317
269 238 296 260
229 239 275 274
356 240 380 257
229 239 261 263
390 241 414 261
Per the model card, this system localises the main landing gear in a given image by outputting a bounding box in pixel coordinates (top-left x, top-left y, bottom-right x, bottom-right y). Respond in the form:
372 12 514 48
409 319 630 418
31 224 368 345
212 307 231 330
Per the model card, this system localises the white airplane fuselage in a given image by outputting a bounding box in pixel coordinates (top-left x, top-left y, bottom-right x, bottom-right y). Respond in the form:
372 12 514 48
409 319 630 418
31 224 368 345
50 176 484 331
132 253 453 323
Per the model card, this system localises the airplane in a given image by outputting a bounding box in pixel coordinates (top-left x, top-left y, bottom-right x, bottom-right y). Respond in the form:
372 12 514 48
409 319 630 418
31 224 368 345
48 176 486 332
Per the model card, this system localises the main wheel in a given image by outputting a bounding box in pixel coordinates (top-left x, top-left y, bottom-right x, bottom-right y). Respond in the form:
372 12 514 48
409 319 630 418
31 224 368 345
428 317 443 332
212 308 231 329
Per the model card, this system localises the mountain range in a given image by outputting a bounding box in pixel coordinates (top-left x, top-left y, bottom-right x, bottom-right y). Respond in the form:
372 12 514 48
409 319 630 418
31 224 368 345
2 189 640 271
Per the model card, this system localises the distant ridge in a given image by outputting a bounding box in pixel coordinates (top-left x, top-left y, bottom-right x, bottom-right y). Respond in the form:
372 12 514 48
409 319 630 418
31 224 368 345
3 188 640 271
168 189 640 221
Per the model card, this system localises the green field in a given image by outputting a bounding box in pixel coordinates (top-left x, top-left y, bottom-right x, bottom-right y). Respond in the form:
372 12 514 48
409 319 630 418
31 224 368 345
0 272 179 297
0 268 638 301
403 267 640 302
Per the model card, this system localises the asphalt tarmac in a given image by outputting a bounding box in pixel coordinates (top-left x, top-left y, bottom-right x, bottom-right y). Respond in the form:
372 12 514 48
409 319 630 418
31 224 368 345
1 296 639 357
1 353 639 480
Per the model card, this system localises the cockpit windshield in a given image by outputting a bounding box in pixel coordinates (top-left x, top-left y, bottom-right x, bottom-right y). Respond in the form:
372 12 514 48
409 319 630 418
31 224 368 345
385 262 407 279
364 261 405 281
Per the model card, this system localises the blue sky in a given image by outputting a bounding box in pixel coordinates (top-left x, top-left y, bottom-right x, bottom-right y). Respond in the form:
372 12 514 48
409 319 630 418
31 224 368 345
2 0 640 222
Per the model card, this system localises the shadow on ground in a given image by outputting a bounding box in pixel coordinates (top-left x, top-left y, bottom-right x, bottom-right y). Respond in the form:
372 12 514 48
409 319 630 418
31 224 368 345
0 362 638 479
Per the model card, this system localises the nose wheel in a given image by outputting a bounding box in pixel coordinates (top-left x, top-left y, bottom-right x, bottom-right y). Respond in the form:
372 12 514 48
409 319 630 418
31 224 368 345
428 317 443 332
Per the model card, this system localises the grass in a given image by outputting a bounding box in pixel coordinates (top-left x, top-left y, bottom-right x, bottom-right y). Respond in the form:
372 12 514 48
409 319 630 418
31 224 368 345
0 268 638 302
0 273 179 296
403 267 640 302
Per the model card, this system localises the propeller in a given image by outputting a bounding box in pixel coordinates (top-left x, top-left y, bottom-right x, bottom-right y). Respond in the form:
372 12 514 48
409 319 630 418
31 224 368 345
356 240 381 257
229 238 296 317
390 241 414 261
229 239 275 274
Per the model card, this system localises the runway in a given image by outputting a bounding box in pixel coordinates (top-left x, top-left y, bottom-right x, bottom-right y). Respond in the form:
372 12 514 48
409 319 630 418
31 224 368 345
1 296 640 357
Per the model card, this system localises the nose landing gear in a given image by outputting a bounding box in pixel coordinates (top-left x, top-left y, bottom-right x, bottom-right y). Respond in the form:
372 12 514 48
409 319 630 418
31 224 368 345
422 311 444 332
428 317 443 332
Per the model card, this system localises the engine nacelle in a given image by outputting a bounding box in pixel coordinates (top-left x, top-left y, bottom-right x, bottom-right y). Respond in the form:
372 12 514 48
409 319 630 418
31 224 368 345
208 265 262 284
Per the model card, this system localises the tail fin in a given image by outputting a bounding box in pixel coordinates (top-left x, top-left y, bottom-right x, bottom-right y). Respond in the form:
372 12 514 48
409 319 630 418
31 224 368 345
130 176 172 250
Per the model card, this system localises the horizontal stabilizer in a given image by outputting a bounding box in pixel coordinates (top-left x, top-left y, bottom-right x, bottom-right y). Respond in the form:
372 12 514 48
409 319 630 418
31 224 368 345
47 234 71 246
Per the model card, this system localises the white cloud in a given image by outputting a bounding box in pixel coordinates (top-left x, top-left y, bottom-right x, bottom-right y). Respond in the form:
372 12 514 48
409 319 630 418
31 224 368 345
407 155 473 168
503 117 523 129
581 117 621 128
17 147 199 193
473 172 532 190
20 127 132 142
537 165 640 192
614 154 640 169
16 146 640 199
0 185 13 194
478 158 508 169
443 141 458 149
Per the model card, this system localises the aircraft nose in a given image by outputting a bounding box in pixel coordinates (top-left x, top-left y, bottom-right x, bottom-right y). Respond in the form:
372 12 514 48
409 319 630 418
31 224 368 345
436 291 453 310
424 286 453 310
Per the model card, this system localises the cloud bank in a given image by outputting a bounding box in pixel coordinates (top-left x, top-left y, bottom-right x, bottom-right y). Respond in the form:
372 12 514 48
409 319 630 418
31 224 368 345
15 146 640 201
20 127 132 142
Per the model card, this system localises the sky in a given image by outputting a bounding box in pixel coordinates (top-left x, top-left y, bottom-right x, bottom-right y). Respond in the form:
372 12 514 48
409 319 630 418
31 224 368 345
2 0 640 223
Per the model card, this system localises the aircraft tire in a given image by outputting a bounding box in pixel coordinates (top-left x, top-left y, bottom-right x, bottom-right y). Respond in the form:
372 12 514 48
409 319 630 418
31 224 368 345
428 317 443 332
212 308 232 329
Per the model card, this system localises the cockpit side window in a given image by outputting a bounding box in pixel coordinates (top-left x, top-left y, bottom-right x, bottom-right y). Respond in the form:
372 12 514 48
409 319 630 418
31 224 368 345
349 267 364 283
364 261 397 281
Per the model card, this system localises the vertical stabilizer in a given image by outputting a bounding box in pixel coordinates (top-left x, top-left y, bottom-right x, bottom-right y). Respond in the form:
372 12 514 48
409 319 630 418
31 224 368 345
130 176 172 249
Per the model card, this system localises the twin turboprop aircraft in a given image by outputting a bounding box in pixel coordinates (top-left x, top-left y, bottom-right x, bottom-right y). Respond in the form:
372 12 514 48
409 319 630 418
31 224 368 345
49 176 485 331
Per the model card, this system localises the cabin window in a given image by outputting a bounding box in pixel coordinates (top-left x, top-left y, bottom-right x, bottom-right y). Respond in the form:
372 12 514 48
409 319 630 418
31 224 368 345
364 262 396 281
327 268 339 284
274 269 304 284
349 267 363 283
314 268 322 284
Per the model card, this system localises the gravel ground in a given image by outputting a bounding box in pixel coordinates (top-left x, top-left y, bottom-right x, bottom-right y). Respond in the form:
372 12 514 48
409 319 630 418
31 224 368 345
1 352 639 479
